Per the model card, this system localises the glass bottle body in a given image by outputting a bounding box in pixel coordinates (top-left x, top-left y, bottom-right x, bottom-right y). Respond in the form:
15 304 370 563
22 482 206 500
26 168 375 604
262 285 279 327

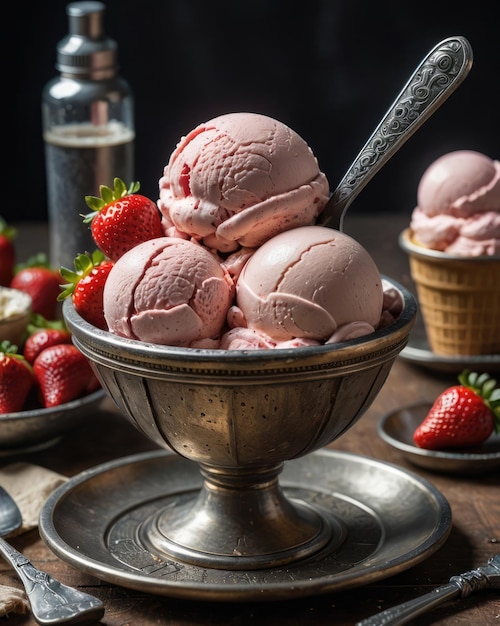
42 75 135 269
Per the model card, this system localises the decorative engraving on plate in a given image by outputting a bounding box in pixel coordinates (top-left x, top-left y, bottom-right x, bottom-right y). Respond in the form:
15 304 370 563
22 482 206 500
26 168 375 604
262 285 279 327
107 488 381 584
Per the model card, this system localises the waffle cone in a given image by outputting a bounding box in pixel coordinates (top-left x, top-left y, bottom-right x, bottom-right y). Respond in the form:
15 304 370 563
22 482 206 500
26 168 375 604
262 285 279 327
400 229 500 356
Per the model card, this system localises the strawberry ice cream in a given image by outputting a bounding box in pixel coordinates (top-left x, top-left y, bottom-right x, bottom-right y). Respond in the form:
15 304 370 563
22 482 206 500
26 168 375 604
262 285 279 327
103 237 234 346
401 150 500 356
221 226 384 349
100 113 400 351
409 150 500 256
158 112 330 253
102 225 390 351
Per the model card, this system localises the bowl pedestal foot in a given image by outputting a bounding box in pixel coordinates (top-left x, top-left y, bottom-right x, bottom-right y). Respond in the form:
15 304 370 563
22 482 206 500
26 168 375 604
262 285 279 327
138 461 344 570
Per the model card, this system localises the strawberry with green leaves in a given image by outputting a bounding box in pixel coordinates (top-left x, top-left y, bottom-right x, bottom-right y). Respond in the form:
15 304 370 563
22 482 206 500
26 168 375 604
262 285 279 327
11 253 62 320
0 217 16 287
23 315 72 364
83 178 163 261
58 250 113 330
0 341 35 413
414 370 500 450
33 343 98 408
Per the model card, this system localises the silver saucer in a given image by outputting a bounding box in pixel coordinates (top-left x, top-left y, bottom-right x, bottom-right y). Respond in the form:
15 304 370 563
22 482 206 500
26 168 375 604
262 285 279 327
39 449 451 602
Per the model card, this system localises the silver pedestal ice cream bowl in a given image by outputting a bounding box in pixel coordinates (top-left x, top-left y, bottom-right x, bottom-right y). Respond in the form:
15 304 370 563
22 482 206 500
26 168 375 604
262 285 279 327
63 277 416 571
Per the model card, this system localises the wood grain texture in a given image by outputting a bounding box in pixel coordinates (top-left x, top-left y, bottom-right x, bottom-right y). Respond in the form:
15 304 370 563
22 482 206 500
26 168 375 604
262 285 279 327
2 216 498 625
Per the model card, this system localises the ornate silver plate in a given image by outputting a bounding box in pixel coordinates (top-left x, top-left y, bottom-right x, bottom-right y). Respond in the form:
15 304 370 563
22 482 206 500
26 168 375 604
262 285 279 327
379 403 500 475
39 449 451 602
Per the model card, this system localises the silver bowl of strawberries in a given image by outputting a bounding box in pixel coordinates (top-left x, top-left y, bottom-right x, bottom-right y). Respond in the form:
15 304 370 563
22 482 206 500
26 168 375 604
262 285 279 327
0 323 104 454
0 388 105 454
1 223 106 453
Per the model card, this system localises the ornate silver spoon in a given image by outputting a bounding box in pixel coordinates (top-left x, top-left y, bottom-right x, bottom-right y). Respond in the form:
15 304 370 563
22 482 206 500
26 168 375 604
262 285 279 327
320 35 473 231
0 486 104 625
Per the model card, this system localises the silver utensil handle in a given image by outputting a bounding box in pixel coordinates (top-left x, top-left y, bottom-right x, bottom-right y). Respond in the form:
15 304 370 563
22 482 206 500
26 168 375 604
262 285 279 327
356 582 461 625
321 35 473 231
0 537 104 625
356 554 500 626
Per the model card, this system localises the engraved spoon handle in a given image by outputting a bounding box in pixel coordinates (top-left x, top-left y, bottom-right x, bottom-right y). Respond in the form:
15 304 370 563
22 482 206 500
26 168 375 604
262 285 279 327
0 537 104 625
356 555 500 626
320 35 473 231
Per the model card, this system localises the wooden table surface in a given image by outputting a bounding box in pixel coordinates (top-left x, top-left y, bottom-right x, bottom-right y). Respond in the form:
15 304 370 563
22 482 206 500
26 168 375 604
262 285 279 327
1 216 499 625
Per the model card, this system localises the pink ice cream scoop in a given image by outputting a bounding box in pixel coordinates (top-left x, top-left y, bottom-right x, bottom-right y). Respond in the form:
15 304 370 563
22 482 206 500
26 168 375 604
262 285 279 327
158 112 330 253
410 150 500 255
228 225 383 343
103 237 234 346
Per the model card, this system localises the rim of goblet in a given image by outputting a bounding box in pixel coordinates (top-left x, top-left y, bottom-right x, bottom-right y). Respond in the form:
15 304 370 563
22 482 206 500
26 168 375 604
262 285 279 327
62 276 417 372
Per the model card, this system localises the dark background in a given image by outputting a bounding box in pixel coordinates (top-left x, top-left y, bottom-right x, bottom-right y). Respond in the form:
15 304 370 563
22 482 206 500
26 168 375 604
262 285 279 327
12 0 499 224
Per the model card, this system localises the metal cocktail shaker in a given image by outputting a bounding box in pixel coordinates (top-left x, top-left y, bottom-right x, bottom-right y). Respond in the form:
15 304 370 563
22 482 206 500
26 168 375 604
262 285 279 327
42 1 135 269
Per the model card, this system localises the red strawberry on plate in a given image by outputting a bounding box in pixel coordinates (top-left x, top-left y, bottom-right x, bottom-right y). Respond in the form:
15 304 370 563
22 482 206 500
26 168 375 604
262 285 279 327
413 370 500 450
83 178 163 261
0 341 35 413
23 317 72 364
33 343 97 408
0 217 16 287
11 253 62 320
58 250 113 330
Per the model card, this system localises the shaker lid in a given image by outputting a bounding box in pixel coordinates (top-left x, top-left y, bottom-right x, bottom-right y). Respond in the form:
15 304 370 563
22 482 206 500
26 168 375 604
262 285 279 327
56 1 118 76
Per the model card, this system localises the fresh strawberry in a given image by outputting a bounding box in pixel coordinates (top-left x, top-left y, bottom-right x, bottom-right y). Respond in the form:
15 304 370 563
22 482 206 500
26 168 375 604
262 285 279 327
58 250 113 330
0 341 35 413
0 217 16 286
414 370 500 450
23 322 72 364
11 253 62 320
33 343 96 408
83 178 163 261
